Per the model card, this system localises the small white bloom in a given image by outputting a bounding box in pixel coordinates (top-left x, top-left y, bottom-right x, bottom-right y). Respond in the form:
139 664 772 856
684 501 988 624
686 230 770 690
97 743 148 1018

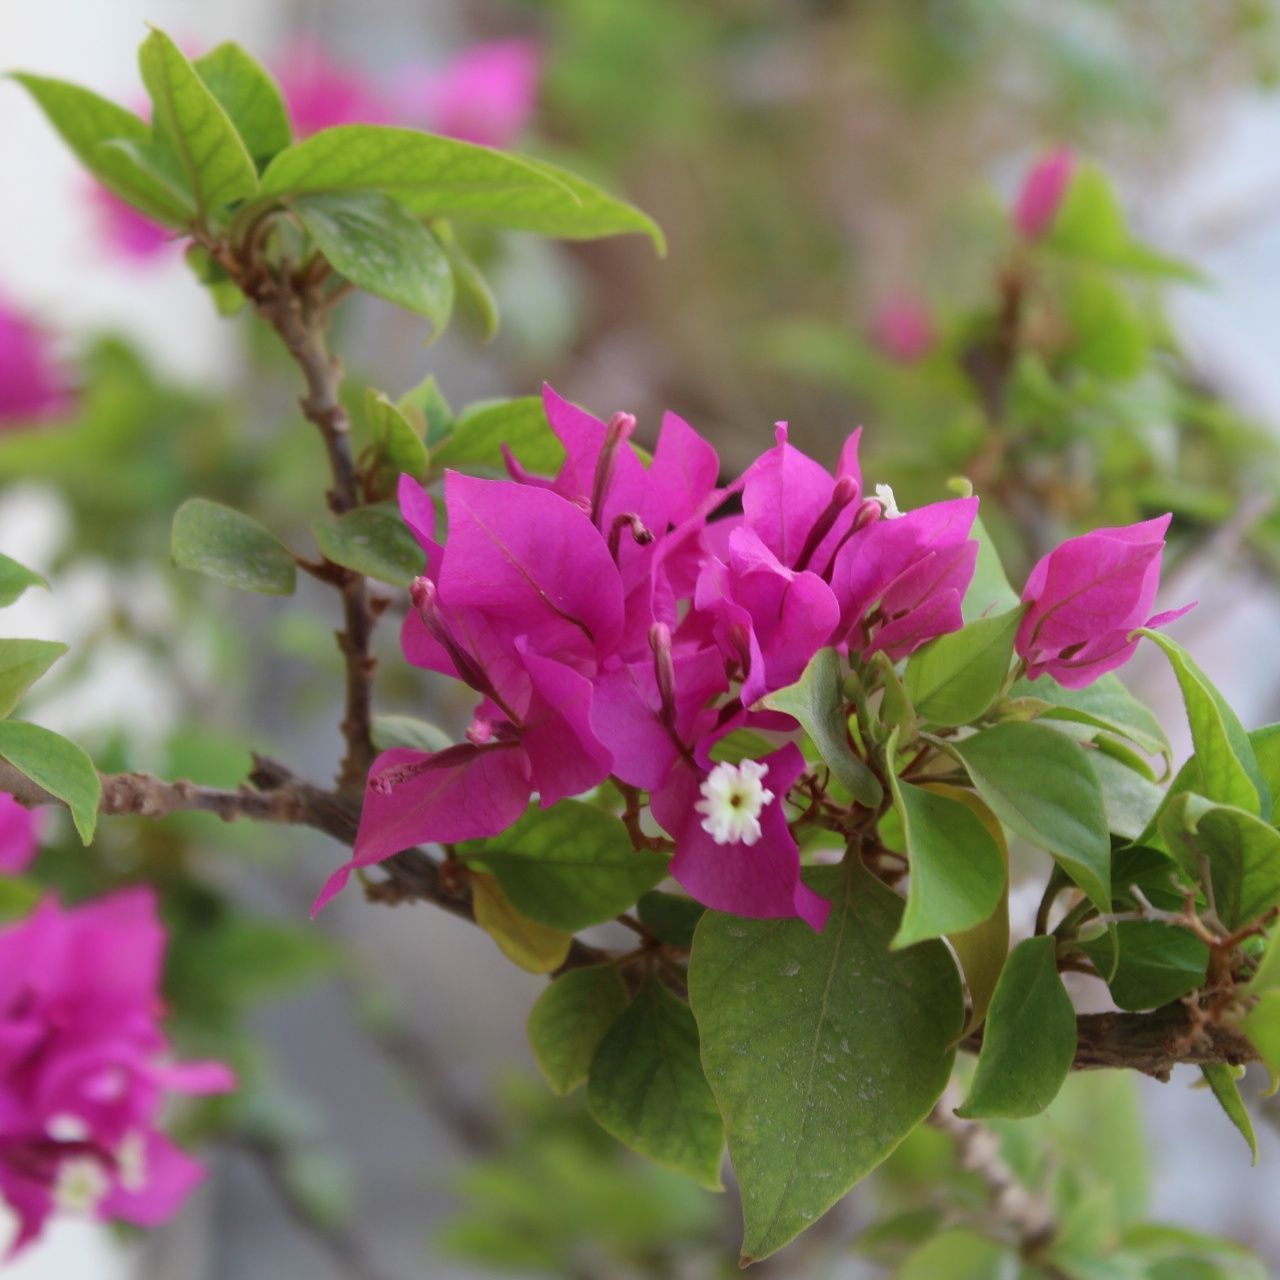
695 760 775 847
55 1157 109 1214
117 1131 148 1193
874 483 904 519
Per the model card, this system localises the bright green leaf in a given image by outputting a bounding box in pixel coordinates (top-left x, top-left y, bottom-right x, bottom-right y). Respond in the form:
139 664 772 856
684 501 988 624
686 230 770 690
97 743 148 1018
192 42 291 166
458 802 667 932
1090 750 1165 842
432 396 564 475
587 973 723 1188
1047 163 1129 259
1242 990 1280 1089
528 964 628 1096
0 554 47 609
436 222 501 339
1139 629 1266 817
396 374 452 444
0 720 100 844
171 498 297 596
953 721 1111 910
313 503 423 588
963 513 1020 623
291 192 454 327
762 649 882 808
139 29 259 217
11 74 193 226
958 936 1075 1118
1012 672 1170 763
689 862 963 1262
888 774 1005 949
896 1229 1014 1280
1200 1063 1258 1163
905 606 1022 728
366 389 430 481
0 639 67 719
1065 269 1147 380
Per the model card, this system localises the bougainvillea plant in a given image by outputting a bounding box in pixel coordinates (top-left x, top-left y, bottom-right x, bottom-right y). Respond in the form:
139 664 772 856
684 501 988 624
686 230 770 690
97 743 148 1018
4 29 1279 1275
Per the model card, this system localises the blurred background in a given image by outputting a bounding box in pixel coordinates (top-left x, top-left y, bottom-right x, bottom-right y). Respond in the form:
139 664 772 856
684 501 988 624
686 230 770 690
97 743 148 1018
4 1 1280 1277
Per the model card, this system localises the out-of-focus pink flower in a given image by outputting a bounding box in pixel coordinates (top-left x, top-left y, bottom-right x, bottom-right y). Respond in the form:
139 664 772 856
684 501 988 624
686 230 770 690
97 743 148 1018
0 797 40 875
0 296 73 426
1014 148 1075 239
1016 514 1193 688
276 36 397 137
0 888 234 1255
868 295 936 363
395 39 540 149
88 184 176 263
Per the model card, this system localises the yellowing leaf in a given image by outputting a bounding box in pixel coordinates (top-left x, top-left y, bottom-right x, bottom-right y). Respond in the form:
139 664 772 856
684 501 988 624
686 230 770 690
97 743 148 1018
471 871 571 973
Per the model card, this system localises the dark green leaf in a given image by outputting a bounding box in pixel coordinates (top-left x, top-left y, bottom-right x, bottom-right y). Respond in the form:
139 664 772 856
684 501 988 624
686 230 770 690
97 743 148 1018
291 192 453 327
528 964 628 1095
11 74 192 225
587 973 723 1188
313 503 423 588
889 775 1005 949
171 498 296 595
1139 629 1266 817
0 554 47 608
636 890 705 948
432 396 564 474
689 862 963 1261
762 649 882 808
0 639 67 718
957 936 1075 1118
1200 1063 1258 1163
458 802 667 932
192 42 291 165
1160 795 1280 930
0 721 99 843
953 721 1111 910
138 29 259 216
904 606 1022 728
1077 921 1208 1011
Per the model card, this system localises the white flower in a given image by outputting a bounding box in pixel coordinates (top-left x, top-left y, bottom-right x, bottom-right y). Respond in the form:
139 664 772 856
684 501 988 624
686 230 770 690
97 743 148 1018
117 1130 148 1193
695 760 775 846
874 483 904 519
55 1156 109 1214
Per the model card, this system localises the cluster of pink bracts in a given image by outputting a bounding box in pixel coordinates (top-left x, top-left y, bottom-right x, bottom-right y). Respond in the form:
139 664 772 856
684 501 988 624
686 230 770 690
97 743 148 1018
318 386 1187 932
0 888 233 1254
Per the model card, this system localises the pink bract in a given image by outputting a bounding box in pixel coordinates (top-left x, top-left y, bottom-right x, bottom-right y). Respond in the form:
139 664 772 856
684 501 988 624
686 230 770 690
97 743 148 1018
1014 147 1075 239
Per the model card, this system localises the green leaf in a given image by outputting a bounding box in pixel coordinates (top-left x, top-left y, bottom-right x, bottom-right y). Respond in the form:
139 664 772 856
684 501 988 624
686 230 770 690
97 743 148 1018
1200 1063 1258 1163
458 802 667 932
1139 629 1266 817
291 192 454 327
1160 795 1280 931
636 890 704 948
527 964 628 1096
587 973 723 1188
1077 922 1208 1011
925 783 1010 1034
1065 269 1147 380
366 389 430 481
369 715 451 755
1012 672 1170 763
10 74 193 226
431 396 564 474
1047 163 1129 259
904 606 1022 728
689 862 963 1262
1090 750 1165 842
471 871 571 974
957 936 1076 1119
963 513 1020 623
436 223 500 339
192 42 291 166
896 1229 1014 1280
888 774 1005 949
0 640 67 719
397 374 452 444
1242 990 1280 1089
0 554 47 608
762 649 882 808
171 498 297 596
953 721 1111 910
0 720 100 844
313 503 423 588
138 29 259 217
